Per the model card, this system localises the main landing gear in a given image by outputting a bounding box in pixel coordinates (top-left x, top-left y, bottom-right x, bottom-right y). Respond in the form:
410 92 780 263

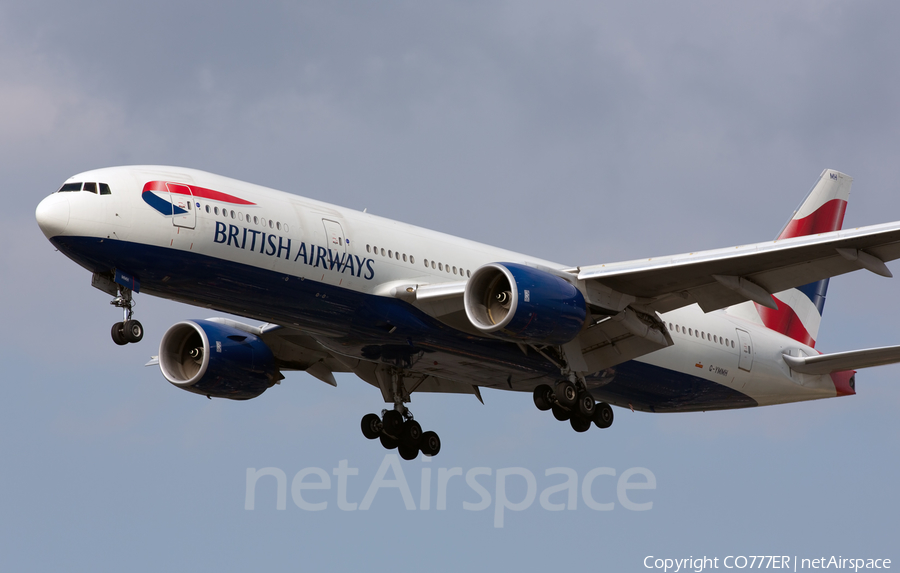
360 408 441 460
361 366 441 460
109 285 143 346
532 380 614 433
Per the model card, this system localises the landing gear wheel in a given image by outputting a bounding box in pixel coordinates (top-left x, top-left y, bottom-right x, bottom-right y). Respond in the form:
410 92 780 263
361 413 382 439
420 431 441 456
570 416 592 433
555 380 578 409
552 404 571 421
533 384 554 411
380 433 399 450
400 420 422 446
382 410 404 438
577 391 596 418
398 443 419 460
593 402 614 429
123 320 143 343
111 322 127 346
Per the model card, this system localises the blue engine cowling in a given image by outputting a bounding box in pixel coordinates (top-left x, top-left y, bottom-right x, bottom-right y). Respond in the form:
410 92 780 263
464 263 587 345
158 319 280 400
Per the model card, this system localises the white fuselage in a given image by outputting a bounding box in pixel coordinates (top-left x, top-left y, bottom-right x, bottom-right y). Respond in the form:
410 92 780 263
36 165 849 411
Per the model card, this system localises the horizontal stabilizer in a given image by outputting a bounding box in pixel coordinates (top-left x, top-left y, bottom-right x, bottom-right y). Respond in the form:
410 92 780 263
783 345 900 374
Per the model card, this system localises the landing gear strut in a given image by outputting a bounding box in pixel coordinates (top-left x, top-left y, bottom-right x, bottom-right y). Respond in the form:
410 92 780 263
110 285 143 345
361 366 441 459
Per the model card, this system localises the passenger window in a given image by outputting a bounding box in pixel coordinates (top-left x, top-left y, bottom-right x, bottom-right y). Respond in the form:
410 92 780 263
99 183 112 195
205 205 210 213
367 245 371 253
215 207 220 215
432 261 436 269
403 254 408 262
284 224 289 232
467 270 471 277
239 213 243 221
381 248 386 256
83 182 97 194
231 210 235 219
269 220 274 229
453 266 457 274
410 256 415 264
253 216 258 224
276 222 281 230
58 182 82 192
388 250 393 258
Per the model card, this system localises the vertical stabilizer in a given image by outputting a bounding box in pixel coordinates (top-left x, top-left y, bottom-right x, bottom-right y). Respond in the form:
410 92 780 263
727 169 851 347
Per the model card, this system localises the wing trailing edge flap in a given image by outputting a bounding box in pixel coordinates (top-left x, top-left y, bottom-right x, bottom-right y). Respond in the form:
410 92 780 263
576 221 900 315
573 308 673 373
783 345 900 375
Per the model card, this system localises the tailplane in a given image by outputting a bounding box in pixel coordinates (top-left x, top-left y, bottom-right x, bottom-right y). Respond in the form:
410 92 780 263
727 169 852 347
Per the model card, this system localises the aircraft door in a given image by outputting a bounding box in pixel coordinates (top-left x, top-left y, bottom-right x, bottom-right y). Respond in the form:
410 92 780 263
735 328 753 372
322 219 346 252
167 183 195 229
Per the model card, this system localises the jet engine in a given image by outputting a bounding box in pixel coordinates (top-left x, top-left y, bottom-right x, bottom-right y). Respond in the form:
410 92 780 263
158 319 280 400
464 263 586 345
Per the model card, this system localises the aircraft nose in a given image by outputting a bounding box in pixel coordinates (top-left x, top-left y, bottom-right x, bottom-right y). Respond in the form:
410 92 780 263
35 193 70 239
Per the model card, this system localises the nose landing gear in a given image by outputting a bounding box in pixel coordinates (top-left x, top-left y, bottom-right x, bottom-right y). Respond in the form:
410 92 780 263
109 285 143 345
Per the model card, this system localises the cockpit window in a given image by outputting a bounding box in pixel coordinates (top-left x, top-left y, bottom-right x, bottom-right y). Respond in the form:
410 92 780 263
57 181 113 194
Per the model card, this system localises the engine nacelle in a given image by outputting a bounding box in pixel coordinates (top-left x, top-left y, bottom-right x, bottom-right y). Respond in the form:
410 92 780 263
158 319 280 400
464 263 587 345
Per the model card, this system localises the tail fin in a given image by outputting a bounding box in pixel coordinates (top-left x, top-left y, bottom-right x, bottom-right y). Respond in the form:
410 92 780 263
728 169 851 347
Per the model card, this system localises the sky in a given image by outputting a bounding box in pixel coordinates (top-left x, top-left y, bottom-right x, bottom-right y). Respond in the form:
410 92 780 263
2 1 899 571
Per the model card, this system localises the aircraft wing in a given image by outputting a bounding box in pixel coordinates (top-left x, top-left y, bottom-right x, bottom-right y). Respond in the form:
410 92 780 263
783 345 900 375
200 318 482 398
576 221 900 315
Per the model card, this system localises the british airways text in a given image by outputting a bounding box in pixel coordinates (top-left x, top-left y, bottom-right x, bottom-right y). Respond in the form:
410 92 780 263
214 222 375 280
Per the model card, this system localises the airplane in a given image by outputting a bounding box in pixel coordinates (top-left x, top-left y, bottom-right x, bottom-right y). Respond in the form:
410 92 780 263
35 166 900 460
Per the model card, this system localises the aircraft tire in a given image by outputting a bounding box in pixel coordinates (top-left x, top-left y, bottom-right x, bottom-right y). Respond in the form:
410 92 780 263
570 416 592 433
380 433 399 450
577 391 596 418
420 431 441 457
398 443 419 461
533 384 554 411
555 380 578 409
111 322 128 346
382 410 404 438
593 402 614 429
552 404 571 421
124 320 143 343
400 420 422 446
361 413 382 439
